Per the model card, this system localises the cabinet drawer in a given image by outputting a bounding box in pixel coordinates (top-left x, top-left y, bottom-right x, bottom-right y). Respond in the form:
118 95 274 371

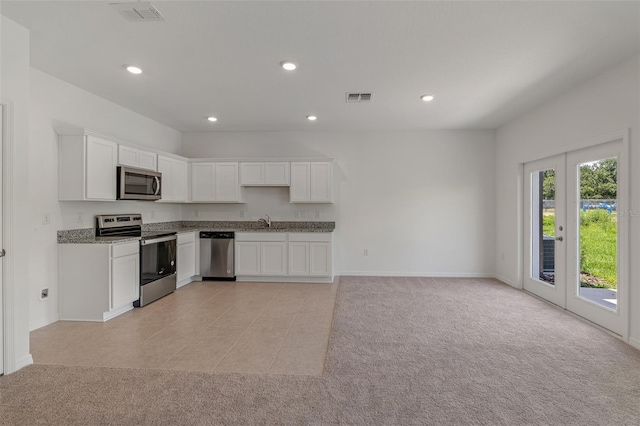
111 241 140 258
288 232 332 242
177 231 195 245
236 232 287 242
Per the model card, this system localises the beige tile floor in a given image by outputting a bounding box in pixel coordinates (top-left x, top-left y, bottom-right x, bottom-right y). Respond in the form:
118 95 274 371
30 279 338 376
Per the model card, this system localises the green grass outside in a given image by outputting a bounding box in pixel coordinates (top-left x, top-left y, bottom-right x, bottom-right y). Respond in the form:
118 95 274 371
542 209 617 289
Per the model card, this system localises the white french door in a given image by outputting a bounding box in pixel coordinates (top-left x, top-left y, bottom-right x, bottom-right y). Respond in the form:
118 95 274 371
524 139 627 337
524 155 567 307
565 141 627 336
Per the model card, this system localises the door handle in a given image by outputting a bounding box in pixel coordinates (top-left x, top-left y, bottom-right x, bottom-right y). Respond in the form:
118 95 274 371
555 236 563 242
0 249 5 257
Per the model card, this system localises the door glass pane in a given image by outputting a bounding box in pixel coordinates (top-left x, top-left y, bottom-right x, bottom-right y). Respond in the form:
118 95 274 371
531 169 556 285
578 158 617 310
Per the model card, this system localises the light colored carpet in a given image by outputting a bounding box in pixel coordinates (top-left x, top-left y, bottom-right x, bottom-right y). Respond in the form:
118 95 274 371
1 277 639 425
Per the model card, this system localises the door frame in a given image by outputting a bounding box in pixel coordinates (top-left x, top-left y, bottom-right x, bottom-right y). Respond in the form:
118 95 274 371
519 129 630 341
1 99 16 374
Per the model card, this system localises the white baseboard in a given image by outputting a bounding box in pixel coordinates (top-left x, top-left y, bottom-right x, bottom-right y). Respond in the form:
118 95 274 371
337 271 494 278
177 276 196 288
629 337 640 351
236 276 333 283
12 354 34 373
493 274 521 289
29 312 60 332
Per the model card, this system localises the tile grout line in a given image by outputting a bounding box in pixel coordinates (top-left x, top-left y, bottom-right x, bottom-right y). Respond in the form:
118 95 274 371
266 285 312 373
136 283 231 348
210 289 283 372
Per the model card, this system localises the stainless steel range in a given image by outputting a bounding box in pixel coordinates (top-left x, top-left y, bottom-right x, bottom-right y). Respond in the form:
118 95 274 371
95 214 177 307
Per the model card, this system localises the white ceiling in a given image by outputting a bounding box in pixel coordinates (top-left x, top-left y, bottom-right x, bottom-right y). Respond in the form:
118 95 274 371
1 1 638 132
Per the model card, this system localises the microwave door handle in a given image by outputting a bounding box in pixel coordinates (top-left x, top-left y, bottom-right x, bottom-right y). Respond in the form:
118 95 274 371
153 176 161 195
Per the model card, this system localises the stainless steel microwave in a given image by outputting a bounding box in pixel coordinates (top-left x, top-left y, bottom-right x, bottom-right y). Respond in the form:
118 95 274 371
117 166 162 201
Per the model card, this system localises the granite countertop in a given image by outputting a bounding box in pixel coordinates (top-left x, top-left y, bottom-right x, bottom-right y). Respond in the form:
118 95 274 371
58 221 335 244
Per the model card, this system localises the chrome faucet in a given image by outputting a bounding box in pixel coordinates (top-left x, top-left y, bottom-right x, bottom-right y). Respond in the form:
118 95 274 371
258 214 271 228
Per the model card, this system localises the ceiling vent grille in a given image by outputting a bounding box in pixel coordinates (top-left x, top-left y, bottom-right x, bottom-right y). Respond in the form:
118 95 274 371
346 93 373 103
110 2 166 22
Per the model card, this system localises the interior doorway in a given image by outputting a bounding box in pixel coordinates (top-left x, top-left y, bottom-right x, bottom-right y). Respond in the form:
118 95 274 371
524 138 628 337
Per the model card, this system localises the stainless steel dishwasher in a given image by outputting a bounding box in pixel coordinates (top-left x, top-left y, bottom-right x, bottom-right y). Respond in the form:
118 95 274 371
199 231 236 281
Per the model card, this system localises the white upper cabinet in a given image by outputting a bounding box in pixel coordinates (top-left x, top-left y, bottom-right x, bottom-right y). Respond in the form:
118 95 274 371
216 162 241 201
191 162 242 203
118 145 157 171
157 155 188 202
59 133 118 201
240 162 290 186
290 161 333 203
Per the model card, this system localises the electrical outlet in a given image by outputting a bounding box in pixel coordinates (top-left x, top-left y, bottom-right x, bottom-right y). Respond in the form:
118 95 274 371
42 213 51 225
315 211 321 219
294 210 300 218
76 213 83 223
300 211 306 219
194 210 199 218
364 249 369 256
150 211 155 220
240 210 246 218
40 288 49 300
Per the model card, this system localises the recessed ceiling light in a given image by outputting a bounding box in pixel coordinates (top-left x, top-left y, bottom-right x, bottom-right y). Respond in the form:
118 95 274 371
420 94 435 102
125 65 143 75
207 116 218 122
307 115 317 121
280 60 298 71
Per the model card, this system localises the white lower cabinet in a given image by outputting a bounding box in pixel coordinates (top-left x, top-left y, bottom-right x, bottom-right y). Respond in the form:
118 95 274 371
59 241 140 322
111 251 140 309
235 233 287 276
177 232 196 286
236 241 261 275
236 232 332 281
288 233 332 277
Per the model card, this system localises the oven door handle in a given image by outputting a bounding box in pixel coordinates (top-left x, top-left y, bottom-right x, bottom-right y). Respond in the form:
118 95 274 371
141 235 177 245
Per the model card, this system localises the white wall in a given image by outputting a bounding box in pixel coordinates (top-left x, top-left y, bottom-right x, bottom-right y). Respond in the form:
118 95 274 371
495 56 640 344
28 69 183 330
1 16 33 372
182 130 496 277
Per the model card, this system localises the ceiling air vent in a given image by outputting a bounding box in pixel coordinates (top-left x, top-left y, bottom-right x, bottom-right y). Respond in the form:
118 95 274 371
110 2 166 22
346 93 373 103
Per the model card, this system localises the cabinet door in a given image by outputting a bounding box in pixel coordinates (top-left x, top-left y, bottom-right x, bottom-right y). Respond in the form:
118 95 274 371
111 253 139 310
177 241 196 282
215 162 240 201
191 163 215 201
309 242 332 276
265 162 290 185
118 145 139 167
290 162 311 202
86 136 117 200
157 156 174 201
288 242 310 276
310 162 333 202
173 160 188 202
240 162 264 185
138 150 157 171
236 242 261 275
261 242 287 276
